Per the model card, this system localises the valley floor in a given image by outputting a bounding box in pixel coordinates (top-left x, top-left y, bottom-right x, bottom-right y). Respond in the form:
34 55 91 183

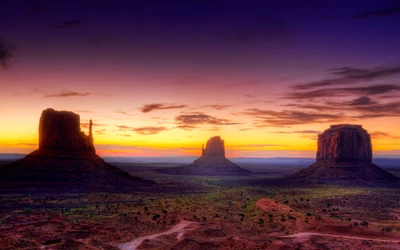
1 164 400 249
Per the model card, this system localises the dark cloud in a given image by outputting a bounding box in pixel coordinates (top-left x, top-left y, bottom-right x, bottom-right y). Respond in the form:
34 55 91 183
291 66 400 90
348 96 376 106
175 112 240 130
44 91 90 98
242 108 344 126
140 103 187 113
56 20 83 29
353 5 400 19
0 39 16 69
286 84 400 100
116 125 168 135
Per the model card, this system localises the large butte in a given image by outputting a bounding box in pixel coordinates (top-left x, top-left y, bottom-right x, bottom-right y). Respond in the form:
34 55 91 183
288 124 398 186
0 108 154 193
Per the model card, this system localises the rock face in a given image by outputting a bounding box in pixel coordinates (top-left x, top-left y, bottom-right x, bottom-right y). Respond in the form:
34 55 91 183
316 124 372 163
0 108 154 193
39 108 95 153
160 136 251 176
289 124 398 186
202 136 225 157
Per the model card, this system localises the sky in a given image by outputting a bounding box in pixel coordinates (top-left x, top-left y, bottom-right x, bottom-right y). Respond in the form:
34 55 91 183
1 0 400 158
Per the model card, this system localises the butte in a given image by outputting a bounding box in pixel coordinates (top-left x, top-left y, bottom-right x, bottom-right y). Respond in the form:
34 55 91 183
160 136 251 176
0 108 154 193
287 124 398 186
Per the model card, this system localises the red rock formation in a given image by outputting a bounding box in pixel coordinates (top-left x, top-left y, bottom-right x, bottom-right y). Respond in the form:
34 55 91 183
0 108 155 193
162 136 250 176
202 136 225 157
290 124 398 185
39 108 95 153
316 124 372 162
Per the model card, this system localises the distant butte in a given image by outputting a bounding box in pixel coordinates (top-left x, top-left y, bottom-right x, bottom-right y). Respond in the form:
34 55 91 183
288 124 398 186
0 108 154 193
160 136 251 176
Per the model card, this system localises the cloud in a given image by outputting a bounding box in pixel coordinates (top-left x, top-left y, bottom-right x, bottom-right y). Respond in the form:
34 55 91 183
132 127 168 135
242 108 344 126
201 104 232 110
370 131 400 139
353 5 400 19
116 125 168 135
95 129 106 134
285 84 400 100
56 20 83 29
0 39 16 69
291 66 400 90
175 112 241 130
44 91 90 98
140 103 187 113
348 96 376 106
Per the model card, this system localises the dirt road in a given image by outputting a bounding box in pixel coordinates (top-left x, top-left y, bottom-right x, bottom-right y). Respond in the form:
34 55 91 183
118 220 199 250
279 232 400 243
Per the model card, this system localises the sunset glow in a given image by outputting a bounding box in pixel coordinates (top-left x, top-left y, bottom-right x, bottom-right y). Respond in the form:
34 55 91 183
1 1 400 158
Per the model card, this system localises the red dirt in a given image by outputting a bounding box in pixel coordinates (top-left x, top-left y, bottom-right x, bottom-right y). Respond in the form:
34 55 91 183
255 198 291 212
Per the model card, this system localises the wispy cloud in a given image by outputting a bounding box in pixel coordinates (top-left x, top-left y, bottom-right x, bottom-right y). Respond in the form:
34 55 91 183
116 125 168 135
55 20 83 29
95 129 106 134
353 5 400 19
133 126 168 135
175 112 241 130
201 104 232 110
140 103 187 113
242 108 344 126
286 84 400 100
370 131 400 139
291 66 400 90
44 91 90 98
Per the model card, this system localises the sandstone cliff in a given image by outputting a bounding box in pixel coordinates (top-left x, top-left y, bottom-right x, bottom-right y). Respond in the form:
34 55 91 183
316 124 372 162
289 124 398 186
202 136 225 157
0 108 154 193
39 108 95 153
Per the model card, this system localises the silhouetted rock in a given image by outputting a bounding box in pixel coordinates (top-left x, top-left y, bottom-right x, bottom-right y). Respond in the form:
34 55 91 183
316 124 372 162
289 124 398 186
202 136 225 157
159 136 251 176
39 108 95 153
0 108 155 193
